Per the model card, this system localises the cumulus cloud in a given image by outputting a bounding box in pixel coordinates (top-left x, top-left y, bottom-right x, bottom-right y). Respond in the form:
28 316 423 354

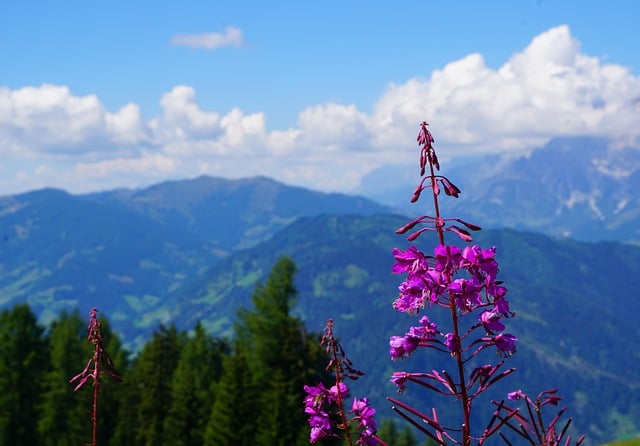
371 25 640 155
297 103 369 150
1 25 639 195
155 85 222 141
170 26 245 49
0 84 151 156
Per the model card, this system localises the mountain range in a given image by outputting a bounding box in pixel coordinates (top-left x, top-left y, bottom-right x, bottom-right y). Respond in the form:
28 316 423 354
180 214 640 444
364 136 640 245
1 135 640 443
0 175 390 330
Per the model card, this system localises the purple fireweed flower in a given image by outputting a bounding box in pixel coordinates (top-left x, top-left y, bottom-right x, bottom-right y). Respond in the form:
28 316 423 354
392 245 427 274
488 282 510 315
305 407 332 443
462 245 499 282
424 269 448 304
479 309 506 334
488 282 507 299
494 333 518 355
304 383 334 443
413 315 438 336
507 389 527 401
390 316 439 360
389 335 419 360
351 397 378 445
390 371 409 392
304 383 329 408
449 277 483 311
394 268 448 313
444 333 459 353
434 244 463 273
394 274 428 313
310 425 329 444
328 382 349 402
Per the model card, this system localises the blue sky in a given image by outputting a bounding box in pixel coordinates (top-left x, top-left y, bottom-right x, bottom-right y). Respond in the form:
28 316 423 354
1 0 639 195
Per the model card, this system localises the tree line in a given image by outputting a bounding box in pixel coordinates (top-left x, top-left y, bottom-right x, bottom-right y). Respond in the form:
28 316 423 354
0 257 426 446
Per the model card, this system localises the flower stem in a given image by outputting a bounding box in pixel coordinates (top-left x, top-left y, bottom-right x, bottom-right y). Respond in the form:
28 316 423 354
428 136 471 445
329 338 354 446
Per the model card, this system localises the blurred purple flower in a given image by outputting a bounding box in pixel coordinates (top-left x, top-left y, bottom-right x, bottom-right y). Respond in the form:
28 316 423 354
479 309 506 334
494 333 518 355
444 333 459 353
351 397 378 445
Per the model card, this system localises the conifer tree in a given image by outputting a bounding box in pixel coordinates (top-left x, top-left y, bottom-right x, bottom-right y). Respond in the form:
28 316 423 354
235 256 328 446
163 323 229 446
111 364 138 446
131 324 186 446
396 424 419 446
0 303 48 445
203 345 256 445
37 309 93 446
378 419 400 445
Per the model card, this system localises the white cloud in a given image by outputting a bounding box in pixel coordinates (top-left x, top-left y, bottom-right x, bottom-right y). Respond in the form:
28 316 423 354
170 26 244 50
371 25 640 155
105 103 151 146
0 84 105 154
1 25 639 196
156 85 222 141
297 103 369 150
0 84 150 157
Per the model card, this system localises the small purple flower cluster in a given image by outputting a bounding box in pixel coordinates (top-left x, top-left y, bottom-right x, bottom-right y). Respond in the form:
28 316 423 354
389 242 517 363
303 382 341 443
303 319 384 445
303 382 378 445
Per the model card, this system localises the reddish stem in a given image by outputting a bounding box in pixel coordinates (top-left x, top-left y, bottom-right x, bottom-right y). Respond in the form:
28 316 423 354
326 324 354 446
428 144 471 445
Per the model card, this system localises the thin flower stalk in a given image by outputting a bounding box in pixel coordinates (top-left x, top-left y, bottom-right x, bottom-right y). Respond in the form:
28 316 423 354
389 122 519 445
69 307 122 446
303 319 386 445
491 389 586 446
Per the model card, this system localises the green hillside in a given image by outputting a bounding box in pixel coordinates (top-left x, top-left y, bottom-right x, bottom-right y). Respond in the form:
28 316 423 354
2 179 639 444
168 214 640 444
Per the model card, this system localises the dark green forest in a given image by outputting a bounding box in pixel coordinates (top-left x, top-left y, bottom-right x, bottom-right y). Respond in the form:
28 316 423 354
0 257 427 446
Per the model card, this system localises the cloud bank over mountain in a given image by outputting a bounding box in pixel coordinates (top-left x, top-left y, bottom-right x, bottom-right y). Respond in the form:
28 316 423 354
1 26 638 195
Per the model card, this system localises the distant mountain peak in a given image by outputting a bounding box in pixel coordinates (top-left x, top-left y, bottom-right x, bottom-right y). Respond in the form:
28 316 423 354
374 135 640 244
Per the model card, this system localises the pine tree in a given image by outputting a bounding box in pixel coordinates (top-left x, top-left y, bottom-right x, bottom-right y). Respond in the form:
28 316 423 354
37 309 93 446
111 364 138 446
0 303 48 445
203 345 256 446
235 256 328 446
163 323 229 446
378 419 400 445
396 424 419 446
131 324 186 446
